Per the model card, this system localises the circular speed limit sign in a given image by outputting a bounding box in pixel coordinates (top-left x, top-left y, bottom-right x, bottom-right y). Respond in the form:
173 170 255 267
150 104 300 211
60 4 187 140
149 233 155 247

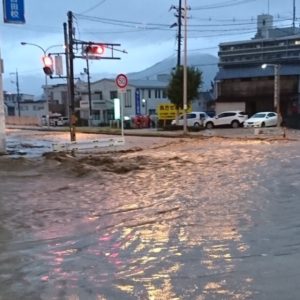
115 73 128 89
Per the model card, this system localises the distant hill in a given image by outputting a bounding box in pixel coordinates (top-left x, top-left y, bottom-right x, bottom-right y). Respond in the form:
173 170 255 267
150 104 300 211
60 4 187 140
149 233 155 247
127 53 218 90
3 53 218 97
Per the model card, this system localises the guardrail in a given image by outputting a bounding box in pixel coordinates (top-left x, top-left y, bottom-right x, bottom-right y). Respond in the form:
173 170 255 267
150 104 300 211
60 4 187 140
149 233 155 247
52 137 125 152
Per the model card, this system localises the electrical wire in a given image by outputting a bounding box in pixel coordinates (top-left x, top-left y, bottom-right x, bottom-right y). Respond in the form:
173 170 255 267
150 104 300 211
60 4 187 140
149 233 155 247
79 0 107 15
192 0 257 10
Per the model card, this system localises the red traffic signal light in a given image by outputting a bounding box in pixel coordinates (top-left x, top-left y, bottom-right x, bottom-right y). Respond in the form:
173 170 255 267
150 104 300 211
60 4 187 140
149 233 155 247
85 44 105 57
42 55 53 76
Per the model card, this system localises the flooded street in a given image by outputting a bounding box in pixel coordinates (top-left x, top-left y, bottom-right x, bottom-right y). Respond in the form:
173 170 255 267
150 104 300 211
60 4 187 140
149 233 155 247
1 131 300 299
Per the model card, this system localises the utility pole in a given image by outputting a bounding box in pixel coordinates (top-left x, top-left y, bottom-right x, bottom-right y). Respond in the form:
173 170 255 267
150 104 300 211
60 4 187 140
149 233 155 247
293 0 296 29
177 0 182 67
0 56 6 154
183 0 188 134
12 69 21 117
85 56 92 126
170 1 183 67
67 11 76 141
274 64 281 127
64 22 72 139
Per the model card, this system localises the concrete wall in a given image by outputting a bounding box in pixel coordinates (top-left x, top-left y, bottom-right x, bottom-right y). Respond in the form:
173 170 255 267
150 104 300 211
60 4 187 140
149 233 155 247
5 116 40 126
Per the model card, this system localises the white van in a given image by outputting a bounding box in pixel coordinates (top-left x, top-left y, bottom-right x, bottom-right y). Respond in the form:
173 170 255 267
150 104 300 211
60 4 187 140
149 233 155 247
171 112 209 128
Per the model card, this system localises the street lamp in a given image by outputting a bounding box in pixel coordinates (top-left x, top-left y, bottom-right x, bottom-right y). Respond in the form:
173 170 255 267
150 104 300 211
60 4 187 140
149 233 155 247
261 63 281 127
142 98 147 115
9 70 20 117
20 42 63 127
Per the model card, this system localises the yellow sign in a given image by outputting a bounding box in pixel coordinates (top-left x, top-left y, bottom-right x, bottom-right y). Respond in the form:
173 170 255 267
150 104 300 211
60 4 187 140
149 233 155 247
157 103 191 120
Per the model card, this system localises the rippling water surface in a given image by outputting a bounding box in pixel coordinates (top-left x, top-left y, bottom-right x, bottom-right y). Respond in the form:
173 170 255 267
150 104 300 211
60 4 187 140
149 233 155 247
1 137 300 299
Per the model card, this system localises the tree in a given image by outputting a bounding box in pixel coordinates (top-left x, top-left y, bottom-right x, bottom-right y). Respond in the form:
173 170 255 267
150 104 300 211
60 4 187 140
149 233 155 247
167 66 203 110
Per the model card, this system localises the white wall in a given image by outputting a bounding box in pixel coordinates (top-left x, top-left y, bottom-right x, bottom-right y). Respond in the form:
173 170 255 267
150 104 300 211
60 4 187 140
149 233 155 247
215 102 246 114
19 102 47 118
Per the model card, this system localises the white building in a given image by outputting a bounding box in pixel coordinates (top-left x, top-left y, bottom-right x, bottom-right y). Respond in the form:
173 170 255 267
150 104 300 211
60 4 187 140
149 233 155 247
19 100 47 118
78 78 169 125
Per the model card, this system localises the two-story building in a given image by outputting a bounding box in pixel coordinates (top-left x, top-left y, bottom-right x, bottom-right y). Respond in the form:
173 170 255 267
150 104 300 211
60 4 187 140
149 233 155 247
215 14 300 118
77 78 169 125
3 92 37 116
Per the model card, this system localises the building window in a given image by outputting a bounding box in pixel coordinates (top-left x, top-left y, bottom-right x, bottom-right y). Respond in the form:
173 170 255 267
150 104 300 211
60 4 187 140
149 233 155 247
95 91 103 100
61 91 67 104
110 90 118 99
155 89 161 98
125 90 132 107
148 89 152 98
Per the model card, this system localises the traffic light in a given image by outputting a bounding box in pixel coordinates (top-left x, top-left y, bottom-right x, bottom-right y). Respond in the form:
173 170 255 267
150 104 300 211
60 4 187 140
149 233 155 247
84 44 105 58
42 55 53 76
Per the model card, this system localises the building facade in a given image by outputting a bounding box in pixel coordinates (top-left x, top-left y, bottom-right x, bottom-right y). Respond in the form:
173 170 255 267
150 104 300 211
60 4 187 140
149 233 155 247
45 76 213 126
3 92 36 116
215 14 300 118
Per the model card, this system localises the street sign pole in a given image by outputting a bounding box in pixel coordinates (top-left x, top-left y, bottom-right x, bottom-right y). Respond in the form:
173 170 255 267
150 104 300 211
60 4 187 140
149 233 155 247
115 74 128 140
120 90 125 138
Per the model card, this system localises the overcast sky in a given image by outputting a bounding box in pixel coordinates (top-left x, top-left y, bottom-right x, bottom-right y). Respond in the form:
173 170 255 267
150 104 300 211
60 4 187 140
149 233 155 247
0 0 296 95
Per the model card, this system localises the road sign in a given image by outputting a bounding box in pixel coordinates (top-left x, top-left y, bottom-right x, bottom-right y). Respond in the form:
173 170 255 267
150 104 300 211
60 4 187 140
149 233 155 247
3 0 25 24
115 73 128 90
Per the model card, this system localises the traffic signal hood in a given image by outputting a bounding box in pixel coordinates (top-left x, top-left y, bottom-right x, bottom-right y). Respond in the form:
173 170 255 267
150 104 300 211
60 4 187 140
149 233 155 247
85 45 105 57
42 55 53 76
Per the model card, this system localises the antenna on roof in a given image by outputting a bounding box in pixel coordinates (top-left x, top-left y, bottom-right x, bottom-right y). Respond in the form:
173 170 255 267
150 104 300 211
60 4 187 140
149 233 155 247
267 0 270 14
293 0 296 29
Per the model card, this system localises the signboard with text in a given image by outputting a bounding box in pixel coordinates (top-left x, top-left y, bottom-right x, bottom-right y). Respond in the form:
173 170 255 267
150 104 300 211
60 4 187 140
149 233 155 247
157 103 192 120
3 0 25 24
135 89 141 115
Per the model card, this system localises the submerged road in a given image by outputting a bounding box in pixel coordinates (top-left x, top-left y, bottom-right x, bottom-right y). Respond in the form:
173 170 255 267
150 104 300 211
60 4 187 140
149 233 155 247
0 129 300 299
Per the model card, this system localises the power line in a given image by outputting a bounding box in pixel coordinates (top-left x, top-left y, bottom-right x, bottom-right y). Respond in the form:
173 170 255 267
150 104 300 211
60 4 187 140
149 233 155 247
192 0 257 10
79 0 107 15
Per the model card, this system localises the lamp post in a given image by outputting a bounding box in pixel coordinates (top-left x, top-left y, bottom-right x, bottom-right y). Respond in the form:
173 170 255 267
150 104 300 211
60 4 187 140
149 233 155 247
142 98 147 115
9 70 21 117
262 63 281 127
20 42 62 127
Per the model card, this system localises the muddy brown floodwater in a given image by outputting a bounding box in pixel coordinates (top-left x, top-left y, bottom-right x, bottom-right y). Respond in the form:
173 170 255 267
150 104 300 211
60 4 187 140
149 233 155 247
1 135 300 300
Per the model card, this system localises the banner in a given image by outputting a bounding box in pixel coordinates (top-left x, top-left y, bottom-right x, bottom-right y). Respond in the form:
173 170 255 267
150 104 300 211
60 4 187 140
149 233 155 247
3 0 25 24
135 89 141 115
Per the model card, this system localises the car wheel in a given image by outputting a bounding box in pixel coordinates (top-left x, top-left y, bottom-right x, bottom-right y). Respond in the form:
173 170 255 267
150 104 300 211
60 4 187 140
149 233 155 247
206 122 214 129
231 120 239 128
193 122 201 128
261 122 265 127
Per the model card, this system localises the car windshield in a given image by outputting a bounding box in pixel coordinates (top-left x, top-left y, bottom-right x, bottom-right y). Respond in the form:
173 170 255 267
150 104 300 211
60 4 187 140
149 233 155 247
252 113 266 118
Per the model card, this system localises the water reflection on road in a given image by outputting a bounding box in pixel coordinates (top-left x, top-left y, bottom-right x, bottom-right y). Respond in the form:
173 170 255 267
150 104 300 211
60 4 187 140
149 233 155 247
1 137 300 299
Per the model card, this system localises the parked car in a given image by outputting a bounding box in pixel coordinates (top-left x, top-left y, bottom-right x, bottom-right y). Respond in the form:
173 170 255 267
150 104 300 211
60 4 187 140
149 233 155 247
171 112 209 128
57 117 69 126
204 111 248 129
243 112 278 128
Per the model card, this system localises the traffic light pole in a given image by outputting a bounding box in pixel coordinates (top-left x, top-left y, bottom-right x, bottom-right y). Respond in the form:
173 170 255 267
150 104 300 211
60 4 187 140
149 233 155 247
65 11 126 141
67 11 76 142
